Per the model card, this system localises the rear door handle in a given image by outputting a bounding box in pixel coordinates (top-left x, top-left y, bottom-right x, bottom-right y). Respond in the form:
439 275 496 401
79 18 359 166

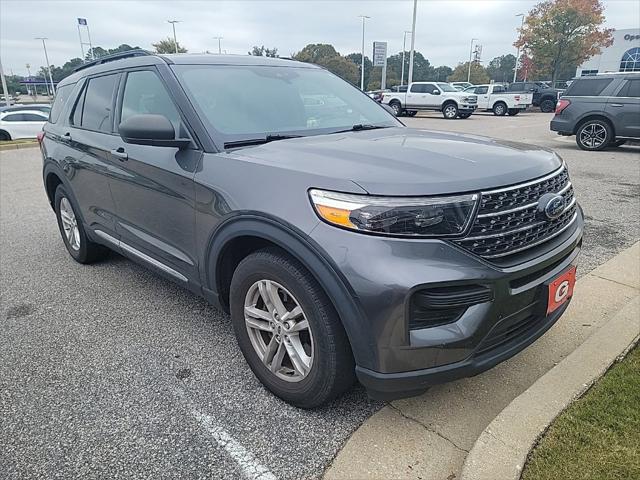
610 103 624 107
110 147 128 161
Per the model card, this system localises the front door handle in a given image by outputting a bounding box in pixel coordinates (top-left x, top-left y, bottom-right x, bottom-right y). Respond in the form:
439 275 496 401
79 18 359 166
110 147 128 161
61 132 72 143
610 103 624 107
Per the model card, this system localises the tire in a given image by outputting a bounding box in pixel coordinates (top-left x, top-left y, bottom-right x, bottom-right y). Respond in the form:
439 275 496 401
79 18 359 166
458 112 472 119
0 130 11 141
229 248 355 408
492 102 507 116
610 139 627 147
54 185 109 264
408 110 417 117
507 108 520 116
540 98 556 113
442 102 458 119
575 119 613 151
389 101 403 117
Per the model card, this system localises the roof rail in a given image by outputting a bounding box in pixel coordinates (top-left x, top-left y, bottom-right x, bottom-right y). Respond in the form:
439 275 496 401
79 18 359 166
73 49 153 72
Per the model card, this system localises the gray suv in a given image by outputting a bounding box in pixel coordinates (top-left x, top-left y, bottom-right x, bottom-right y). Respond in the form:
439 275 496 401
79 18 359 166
551 73 640 150
41 51 583 408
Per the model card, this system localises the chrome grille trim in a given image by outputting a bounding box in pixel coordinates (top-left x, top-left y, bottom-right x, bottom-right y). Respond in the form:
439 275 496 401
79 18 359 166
481 163 565 195
477 181 572 218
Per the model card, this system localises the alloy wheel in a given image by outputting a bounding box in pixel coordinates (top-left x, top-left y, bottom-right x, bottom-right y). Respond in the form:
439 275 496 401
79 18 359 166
244 279 314 382
579 123 607 149
444 105 457 118
59 197 80 251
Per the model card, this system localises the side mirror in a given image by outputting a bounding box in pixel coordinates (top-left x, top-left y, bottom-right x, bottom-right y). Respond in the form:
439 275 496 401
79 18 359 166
119 114 190 148
382 104 397 116
431 90 441 95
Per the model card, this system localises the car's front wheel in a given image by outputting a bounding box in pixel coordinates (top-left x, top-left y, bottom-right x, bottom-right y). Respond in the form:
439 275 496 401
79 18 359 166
576 119 612 151
54 185 109 263
230 248 355 408
442 102 458 119
389 101 403 117
0 130 11 141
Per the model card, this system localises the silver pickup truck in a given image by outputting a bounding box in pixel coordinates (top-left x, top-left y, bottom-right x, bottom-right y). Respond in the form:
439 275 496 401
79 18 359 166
464 84 533 116
381 82 478 119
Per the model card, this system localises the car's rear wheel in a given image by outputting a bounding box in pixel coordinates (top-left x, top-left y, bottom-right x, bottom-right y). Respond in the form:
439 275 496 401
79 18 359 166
389 101 402 117
54 185 109 264
229 248 355 408
507 108 520 116
492 102 507 116
540 98 556 113
0 130 11 141
576 119 612 151
442 102 458 119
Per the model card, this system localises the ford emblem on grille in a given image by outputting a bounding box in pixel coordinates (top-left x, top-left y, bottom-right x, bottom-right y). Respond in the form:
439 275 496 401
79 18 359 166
538 193 566 220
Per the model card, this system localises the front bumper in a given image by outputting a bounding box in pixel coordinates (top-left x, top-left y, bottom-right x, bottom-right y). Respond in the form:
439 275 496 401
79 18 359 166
309 206 584 400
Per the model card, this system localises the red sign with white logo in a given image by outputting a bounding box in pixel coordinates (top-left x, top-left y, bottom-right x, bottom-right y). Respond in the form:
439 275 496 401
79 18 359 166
547 266 577 315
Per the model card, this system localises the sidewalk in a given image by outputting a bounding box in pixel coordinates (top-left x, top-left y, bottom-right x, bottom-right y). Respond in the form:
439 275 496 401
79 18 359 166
325 242 640 480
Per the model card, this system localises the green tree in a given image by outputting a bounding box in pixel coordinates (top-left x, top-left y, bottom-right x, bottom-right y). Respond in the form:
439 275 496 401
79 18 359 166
386 51 434 82
293 44 360 85
447 62 490 84
1 75 24 94
486 54 517 82
433 65 453 82
515 0 613 83
345 53 372 88
152 37 187 54
249 45 279 57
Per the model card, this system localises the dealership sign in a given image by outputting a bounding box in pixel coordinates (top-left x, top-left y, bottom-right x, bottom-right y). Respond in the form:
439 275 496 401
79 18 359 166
624 34 640 41
372 41 387 67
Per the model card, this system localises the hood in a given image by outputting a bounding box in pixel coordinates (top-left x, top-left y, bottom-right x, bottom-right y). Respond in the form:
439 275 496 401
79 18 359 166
229 127 562 196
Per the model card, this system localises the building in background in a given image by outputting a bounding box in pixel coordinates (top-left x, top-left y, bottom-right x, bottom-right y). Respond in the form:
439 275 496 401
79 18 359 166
576 28 640 76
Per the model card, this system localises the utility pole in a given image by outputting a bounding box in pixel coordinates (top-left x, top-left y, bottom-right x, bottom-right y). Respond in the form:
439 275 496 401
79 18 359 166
168 20 180 53
407 0 417 85
213 36 223 54
513 14 525 82
358 15 370 90
467 38 477 83
35 37 55 95
401 30 411 86
0 57 11 107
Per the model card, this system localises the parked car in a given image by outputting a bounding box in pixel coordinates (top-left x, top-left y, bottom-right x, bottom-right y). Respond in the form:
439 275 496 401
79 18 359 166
450 82 474 91
41 51 583 408
0 110 48 140
382 82 478 118
0 103 51 114
464 84 533 116
550 72 640 150
507 81 561 112
366 89 389 103
390 85 408 93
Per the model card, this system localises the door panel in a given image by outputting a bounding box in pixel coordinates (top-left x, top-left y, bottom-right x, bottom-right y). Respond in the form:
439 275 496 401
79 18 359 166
406 84 430 108
607 79 640 138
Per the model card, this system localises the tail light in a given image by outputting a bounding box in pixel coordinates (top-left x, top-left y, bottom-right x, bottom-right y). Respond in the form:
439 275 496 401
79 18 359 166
514 95 520 102
36 131 45 144
555 99 570 114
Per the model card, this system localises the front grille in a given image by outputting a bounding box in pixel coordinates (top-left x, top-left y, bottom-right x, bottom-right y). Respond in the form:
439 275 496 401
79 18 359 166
454 165 578 259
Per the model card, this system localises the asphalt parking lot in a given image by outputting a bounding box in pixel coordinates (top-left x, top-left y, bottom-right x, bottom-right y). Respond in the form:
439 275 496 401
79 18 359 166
1 111 639 480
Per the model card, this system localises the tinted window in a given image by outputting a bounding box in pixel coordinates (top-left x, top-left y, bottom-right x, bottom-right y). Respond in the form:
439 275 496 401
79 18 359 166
78 74 119 132
565 78 613 96
616 79 640 98
49 84 74 123
508 83 524 91
2 113 23 122
410 83 429 93
475 86 488 94
22 113 47 121
493 85 505 93
121 70 181 132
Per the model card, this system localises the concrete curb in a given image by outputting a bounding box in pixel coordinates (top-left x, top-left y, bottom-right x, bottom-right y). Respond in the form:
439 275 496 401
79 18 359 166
460 243 640 480
0 142 38 151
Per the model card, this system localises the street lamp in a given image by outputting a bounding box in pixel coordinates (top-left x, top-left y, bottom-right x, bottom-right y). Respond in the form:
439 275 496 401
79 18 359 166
407 0 418 85
513 14 525 82
212 36 223 54
358 15 370 90
35 37 55 95
467 38 477 83
401 30 412 86
167 20 181 53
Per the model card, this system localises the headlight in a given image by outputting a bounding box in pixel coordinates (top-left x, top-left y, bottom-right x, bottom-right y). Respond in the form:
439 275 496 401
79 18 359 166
309 189 478 237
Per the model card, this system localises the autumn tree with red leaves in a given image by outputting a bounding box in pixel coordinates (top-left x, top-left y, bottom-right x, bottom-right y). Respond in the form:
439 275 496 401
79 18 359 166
515 0 613 83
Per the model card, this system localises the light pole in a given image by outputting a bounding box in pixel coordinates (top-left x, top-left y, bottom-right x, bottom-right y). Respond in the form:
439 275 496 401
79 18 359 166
407 0 418 85
401 30 412 86
35 37 55 95
358 15 370 90
467 38 477 83
167 20 180 53
213 36 223 54
513 14 525 82
0 58 11 107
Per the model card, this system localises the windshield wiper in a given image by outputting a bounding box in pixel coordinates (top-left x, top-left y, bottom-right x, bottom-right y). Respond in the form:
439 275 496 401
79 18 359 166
224 134 301 149
335 124 390 133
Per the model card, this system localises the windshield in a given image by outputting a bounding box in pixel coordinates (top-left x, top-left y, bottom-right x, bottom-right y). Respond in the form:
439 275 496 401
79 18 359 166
172 64 399 145
437 83 459 92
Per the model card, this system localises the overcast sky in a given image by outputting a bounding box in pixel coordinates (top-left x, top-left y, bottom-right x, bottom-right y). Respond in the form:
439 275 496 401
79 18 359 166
1 0 638 76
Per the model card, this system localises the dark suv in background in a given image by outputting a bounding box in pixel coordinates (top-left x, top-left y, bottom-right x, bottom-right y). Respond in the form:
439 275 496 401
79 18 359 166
508 81 562 112
40 51 583 408
551 73 640 150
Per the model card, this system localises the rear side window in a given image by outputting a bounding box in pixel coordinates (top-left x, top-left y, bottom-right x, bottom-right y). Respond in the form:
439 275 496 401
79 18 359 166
565 78 613 97
410 84 429 93
475 86 488 94
22 113 47 121
1 113 23 122
72 74 119 132
616 79 640 98
49 84 74 124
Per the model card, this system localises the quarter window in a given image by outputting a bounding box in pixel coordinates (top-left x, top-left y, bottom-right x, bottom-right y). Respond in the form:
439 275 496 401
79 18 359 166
49 84 74 124
616 79 640 98
72 74 119 132
475 86 488 94
564 78 613 96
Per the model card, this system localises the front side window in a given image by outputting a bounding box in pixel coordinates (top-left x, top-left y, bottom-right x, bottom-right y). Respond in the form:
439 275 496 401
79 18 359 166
173 64 398 144
620 47 640 72
565 78 613 96
120 70 182 133
74 74 119 132
410 83 429 93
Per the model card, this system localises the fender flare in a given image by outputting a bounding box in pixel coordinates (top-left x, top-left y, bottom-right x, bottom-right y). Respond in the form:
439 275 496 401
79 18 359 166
204 213 376 369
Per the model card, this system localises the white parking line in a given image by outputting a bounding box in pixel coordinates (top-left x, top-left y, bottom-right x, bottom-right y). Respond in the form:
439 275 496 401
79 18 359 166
191 408 278 480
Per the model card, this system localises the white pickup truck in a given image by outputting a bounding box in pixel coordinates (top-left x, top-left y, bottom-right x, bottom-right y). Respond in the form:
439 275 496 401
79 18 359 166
463 84 533 116
381 82 478 119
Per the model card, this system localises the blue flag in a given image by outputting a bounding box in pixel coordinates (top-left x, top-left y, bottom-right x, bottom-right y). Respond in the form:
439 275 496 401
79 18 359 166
78 18 87 25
